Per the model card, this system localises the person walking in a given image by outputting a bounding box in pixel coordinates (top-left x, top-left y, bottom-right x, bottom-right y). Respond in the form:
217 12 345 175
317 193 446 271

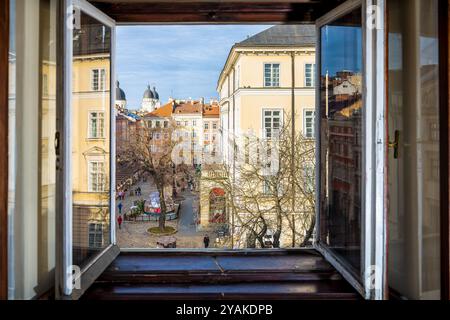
203 235 210 248
118 202 123 215
117 215 123 230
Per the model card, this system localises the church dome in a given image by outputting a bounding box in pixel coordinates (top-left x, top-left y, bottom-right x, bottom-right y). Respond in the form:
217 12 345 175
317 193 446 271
115 81 126 101
152 87 160 100
143 85 155 99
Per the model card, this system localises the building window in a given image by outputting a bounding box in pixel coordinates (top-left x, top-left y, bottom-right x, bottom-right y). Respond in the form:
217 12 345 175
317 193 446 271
184 121 189 126
213 122 218 130
304 110 315 139
91 68 106 91
43 74 49 96
192 120 197 126
88 161 105 192
88 223 104 248
263 178 271 195
430 122 439 142
305 63 315 87
212 134 217 141
263 110 281 139
264 63 280 87
155 132 161 140
204 122 209 130
176 121 181 126
89 112 105 139
205 134 209 141
156 120 161 128
164 121 169 128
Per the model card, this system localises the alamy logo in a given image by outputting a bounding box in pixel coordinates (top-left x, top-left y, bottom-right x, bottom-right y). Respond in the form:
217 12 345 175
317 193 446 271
67 265 81 291
367 5 383 31
67 5 81 30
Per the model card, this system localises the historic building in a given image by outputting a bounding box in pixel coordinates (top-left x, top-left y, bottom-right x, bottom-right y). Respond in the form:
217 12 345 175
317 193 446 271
217 25 317 167
141 85 161 112
200 25 317 246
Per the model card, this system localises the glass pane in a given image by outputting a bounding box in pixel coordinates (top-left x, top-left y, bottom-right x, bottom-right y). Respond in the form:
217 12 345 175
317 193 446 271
72 12 112 269
319 8 363 275
387 0 440 300
8 0 58 299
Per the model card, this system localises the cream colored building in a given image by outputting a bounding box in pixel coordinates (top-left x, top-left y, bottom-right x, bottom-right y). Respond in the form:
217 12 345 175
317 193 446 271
217 25 317 167
72 46 111 265
198 25 317 247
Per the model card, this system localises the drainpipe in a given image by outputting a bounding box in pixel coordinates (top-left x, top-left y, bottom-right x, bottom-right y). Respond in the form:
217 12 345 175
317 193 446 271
291 52 296 248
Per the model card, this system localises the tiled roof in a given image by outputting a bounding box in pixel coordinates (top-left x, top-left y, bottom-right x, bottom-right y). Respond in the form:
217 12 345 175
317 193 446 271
203 104 220 117
145 102 173 118
173 102 203 115
237 25 316 47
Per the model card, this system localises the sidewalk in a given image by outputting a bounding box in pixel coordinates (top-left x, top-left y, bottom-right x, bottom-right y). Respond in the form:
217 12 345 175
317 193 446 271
116 181 206 248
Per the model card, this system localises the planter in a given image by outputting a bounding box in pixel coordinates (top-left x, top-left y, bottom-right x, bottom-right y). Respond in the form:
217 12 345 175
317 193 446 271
148 226 177 236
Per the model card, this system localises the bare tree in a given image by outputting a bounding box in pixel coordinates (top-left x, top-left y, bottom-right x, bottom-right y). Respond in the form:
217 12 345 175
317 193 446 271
118 119 192 231
204 115 315 248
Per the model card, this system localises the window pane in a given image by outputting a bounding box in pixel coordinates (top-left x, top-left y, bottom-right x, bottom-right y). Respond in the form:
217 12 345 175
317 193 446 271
319 8 363 275
72 12 111 269
387 0 441 299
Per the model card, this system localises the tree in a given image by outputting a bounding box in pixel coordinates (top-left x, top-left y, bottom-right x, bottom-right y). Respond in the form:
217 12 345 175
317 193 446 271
203 115 315 248
118 119 191 231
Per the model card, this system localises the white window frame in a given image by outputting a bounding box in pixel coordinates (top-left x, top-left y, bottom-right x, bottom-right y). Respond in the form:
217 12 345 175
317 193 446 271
88 223 104 248
88 160 106 193
305 63 316 87
91 68 106 91
315 0 387 300
303 109 315 139
88 111 105 139
264 63 280 87
57 0 118 298
262 178 271 195
262 108 283 139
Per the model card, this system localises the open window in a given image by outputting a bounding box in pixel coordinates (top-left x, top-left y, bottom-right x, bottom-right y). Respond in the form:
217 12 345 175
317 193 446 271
57 0 119 299
315 0 387 300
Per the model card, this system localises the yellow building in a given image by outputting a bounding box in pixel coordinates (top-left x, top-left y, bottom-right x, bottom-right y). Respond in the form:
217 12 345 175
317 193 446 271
72 26 112 267
199 25 317 247
217 25 316 167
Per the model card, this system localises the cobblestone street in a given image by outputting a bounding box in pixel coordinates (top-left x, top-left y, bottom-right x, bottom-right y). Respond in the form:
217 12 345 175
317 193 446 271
116 178 206 248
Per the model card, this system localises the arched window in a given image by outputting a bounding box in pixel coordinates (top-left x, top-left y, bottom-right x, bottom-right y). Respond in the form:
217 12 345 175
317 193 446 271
209 188 226 223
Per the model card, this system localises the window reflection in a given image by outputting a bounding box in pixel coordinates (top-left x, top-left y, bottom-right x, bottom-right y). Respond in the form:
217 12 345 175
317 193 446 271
319 8 363 275
388 0 440 300
72 12 112 269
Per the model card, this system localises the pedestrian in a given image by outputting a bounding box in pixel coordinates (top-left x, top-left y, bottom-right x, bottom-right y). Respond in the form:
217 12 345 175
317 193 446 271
203 234 210 248
117 215 123 230
118 202 123 215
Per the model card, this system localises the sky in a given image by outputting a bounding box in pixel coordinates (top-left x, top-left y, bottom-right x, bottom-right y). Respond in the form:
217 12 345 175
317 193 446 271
321 26 363 77
117 25 272 108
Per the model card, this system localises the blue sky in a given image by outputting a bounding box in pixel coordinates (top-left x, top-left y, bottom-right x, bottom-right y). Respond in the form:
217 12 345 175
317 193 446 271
321 26 362 76
117 25 272 108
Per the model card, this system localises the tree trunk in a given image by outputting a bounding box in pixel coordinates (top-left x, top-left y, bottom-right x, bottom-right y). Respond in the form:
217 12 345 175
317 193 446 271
300 217 315 247
157 181 167 232
273 202 283 248
246 231 257 248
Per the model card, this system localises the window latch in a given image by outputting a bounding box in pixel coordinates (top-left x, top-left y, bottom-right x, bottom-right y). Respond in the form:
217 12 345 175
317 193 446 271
388 130 400 159
55 131 60 156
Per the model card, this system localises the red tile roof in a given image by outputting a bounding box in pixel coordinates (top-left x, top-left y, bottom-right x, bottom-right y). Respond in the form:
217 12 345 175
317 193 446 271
173 102 203 115
203 103 220 118
145 102 173 118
